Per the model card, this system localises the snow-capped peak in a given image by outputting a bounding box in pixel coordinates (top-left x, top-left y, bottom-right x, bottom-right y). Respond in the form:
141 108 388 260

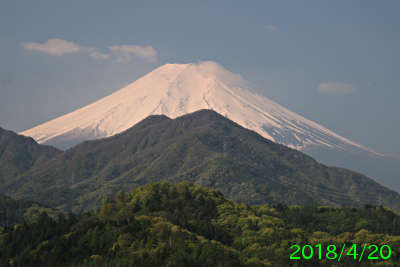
20 61 377 156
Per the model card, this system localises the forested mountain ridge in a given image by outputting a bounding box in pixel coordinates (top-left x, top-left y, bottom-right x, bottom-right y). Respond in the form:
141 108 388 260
0 127 61 184
1 110 399 213
1 181 400 266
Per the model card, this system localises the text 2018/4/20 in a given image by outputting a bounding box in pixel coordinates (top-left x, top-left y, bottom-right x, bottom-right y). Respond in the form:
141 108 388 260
290 244 391 261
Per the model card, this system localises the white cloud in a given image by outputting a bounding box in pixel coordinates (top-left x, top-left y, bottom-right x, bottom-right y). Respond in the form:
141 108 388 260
22 39 157 63
264 25 278 32
109 45 157 62
90 51 110 60
22 39 93 56
317 82 357 94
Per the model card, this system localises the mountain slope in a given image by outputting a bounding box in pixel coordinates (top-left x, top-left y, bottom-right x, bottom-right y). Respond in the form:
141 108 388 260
0 127 61 184
19 61 400 193
20 61 377 154
5 110 400 213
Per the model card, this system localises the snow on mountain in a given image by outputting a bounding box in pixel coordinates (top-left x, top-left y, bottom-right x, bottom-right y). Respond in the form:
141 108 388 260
20 61 377 155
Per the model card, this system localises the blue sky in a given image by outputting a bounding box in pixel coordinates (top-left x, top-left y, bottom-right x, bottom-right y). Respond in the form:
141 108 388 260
1 1 399 157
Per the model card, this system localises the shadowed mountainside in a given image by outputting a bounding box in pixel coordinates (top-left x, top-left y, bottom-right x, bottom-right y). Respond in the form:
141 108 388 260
1 110 399 213
0 127 61 184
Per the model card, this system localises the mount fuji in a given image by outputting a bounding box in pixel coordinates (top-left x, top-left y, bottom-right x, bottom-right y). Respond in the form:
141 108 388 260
20 61 400 192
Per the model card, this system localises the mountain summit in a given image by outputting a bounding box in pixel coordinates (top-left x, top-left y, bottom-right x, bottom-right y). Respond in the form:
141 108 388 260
20 61 372 153
20 61 400 192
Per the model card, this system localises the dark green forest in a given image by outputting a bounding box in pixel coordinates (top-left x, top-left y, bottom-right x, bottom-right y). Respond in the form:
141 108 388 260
0 194 65 226
1 181 400 266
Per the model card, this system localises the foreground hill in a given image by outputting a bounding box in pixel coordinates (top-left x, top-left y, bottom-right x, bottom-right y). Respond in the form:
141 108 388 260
2 110 400 213
1 182 399 266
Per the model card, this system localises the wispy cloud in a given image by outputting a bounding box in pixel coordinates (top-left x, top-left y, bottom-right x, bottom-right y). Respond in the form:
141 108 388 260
109 45 157 62
317 82 357 94
264 25 278 32
90 51 110 60
22 39 93 56
22 39 157 63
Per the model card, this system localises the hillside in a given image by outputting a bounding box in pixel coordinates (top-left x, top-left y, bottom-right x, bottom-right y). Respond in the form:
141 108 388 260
1 182 399 266
0 127 61 184
2 110 399 213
